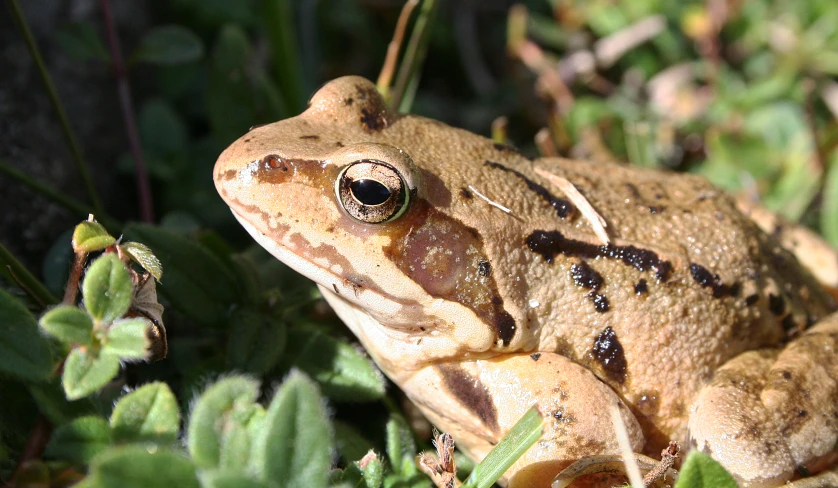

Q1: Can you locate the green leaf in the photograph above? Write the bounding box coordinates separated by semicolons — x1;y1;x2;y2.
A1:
462;407;544;488
822;157;838;247
360;456;384;488
110;382;180;444
187;376;261;471
285;324;385;402
124;224;240;326
261;370;331;488
199;471;267;488
121;242;163;281
385;415;416;472
86;445;199;488
82;254;133;325
72;221;116;253
28;378;97;425
45;415;110;464
674;451;738;488
39;305;93;346
333;420;375;464
134;25;204;65
55;21;109;62
103;318;150;359
0;289;54;382
62;348;120;400
227;308;286;375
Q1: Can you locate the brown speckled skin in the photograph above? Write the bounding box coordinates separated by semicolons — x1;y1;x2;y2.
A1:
214;77;838;487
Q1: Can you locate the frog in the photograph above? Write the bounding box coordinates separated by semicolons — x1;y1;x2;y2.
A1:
213;76;838;487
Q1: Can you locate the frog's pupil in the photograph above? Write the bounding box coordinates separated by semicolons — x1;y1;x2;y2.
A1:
350;179;391;206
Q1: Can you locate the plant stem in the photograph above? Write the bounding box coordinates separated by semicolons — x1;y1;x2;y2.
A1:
0;160;120;232
0;242;59;307
6;0;103;216
391;0;438;113
377;0;420;100
100;0;154;223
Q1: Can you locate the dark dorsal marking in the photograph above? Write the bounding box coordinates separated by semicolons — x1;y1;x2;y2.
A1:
526;230;672;282
477;260;491;277
634;279;648;296
484;160;574;218
689;263;738;298
530;353;541;361
360;108;386;132
570;262;610;313
768;293;786;316
459;187;473;199
592;327;627;384
438;365;499;433
299;134;320;140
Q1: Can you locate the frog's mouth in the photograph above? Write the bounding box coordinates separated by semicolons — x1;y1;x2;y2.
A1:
230;210;413;322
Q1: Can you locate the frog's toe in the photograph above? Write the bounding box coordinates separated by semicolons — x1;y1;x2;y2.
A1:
689;312;838;487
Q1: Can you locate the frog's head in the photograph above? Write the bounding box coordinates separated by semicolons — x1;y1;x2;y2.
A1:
214;77;523;372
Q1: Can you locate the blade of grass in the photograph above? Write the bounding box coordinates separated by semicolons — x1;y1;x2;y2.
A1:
461;407;544;488
377;0;420;101
263;0;306;114
6;0;103;216
391;0;438;113
0;242;59;307
0;160;120;232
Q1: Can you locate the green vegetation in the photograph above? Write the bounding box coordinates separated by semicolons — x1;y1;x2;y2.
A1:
2;1;836;487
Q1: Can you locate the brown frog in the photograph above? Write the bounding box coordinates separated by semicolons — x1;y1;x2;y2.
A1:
213;76;838;487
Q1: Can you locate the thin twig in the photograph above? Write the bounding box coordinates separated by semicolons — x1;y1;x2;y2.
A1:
63;252;87;306
0;160;120;232
0;243;59;307
100;0;154;223
391;0;438;112
9;415;53;487
377;0;420;99
6;0;103;215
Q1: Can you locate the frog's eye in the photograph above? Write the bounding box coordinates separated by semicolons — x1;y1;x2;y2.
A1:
336;160;410;223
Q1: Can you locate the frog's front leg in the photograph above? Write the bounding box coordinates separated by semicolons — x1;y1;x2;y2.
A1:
690;312;838;487
400;352;644;488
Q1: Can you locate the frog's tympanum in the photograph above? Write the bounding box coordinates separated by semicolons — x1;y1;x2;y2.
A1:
214;77;838;487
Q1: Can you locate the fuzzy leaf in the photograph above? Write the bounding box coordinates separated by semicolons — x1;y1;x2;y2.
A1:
226;308;286;375
120;242;163;281
62;348;120;400
286;324;385;402
40;305;93;346
0;289;54;382
86;445;199;488
110;382;180;443
103;318;150;359
82;254;133;325
187;376;261;471
45;415;110;464
261;370;331;488
72;221;116;253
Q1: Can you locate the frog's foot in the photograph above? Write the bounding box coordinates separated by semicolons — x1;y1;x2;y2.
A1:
400;353;644;488
689;312;838;487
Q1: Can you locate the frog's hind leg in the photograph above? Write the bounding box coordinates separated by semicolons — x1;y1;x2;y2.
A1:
689;312;838;487
736;198;838;291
